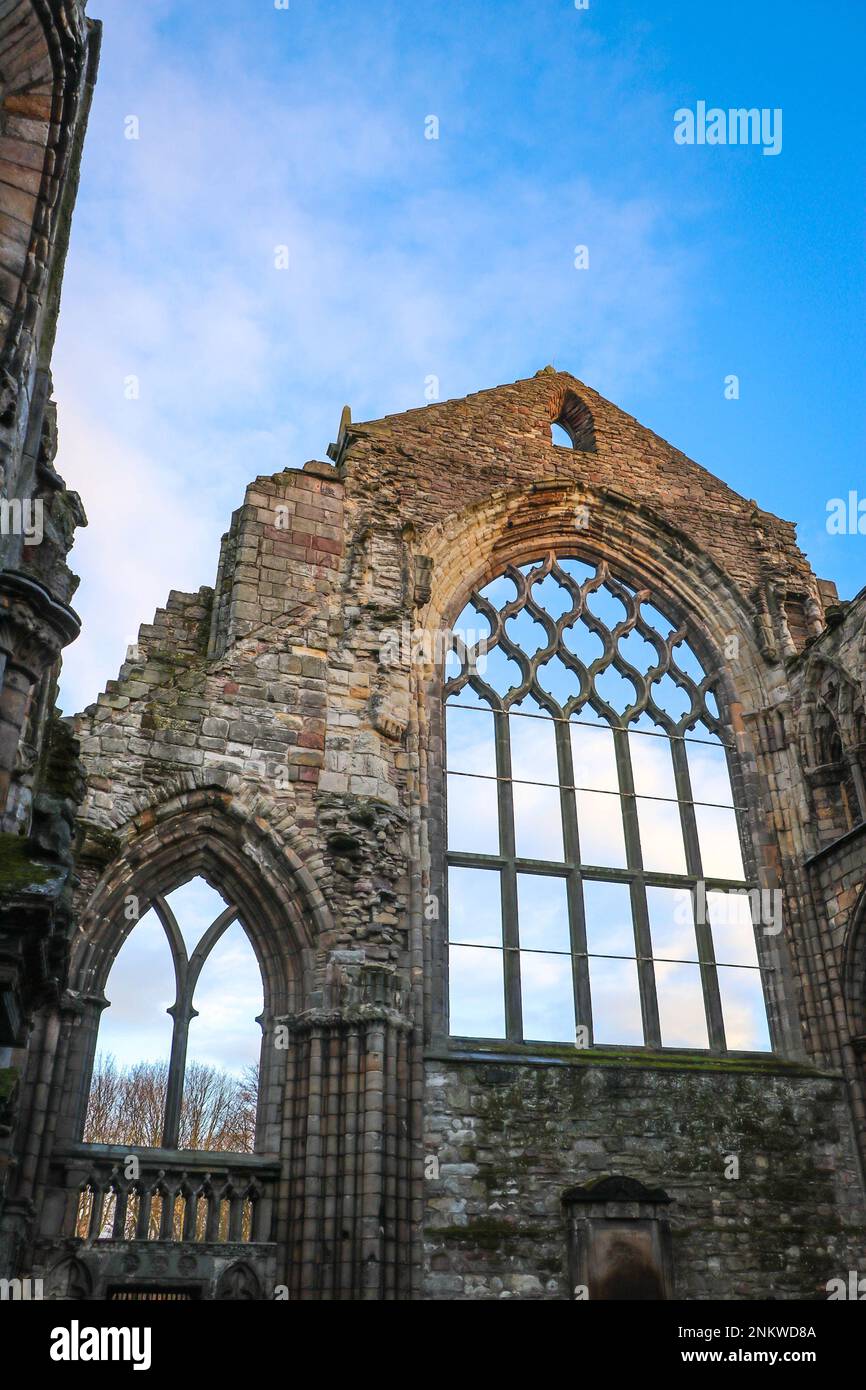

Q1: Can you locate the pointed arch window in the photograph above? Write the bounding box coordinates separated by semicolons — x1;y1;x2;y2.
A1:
85;876;264;1151
444;553;772;1054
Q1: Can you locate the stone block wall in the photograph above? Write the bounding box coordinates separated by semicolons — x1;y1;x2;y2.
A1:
6;367;866;1298
423;1058;866;1300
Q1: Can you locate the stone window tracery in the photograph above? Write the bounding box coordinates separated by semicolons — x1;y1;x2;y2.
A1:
84;876;264;1151
800;658;866;838
443;552;772;1053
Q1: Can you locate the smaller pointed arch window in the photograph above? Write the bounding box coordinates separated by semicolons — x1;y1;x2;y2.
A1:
85;876;264;1152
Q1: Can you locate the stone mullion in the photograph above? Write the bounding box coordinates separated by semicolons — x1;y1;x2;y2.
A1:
671;736;726;1052
154;896;195;1150
555;712;592;1044
162;981;194;1150
614;725;661;1048
496;708;523;1041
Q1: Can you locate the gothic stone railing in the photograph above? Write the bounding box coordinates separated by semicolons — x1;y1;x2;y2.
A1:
49;1145;280;1247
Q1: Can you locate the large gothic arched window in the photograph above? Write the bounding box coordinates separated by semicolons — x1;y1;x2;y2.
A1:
85;876;264;1152
443;553;772;1054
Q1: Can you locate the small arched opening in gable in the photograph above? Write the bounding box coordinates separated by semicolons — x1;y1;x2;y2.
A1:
549;389;597;452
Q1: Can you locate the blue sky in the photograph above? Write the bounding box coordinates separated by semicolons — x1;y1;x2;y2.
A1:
53;0;866;713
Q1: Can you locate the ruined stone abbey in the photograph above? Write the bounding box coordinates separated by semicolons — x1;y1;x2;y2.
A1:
1;1;866;1301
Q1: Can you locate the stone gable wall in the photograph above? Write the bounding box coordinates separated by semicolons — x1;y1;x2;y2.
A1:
44;371;866;1297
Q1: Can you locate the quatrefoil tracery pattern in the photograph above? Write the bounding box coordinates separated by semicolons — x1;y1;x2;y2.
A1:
442;551;773;1056
446;552;722;739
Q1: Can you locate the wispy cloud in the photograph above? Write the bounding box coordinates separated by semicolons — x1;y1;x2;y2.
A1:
54;2;703;712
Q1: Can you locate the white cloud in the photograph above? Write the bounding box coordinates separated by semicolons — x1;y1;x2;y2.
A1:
53;2;703;712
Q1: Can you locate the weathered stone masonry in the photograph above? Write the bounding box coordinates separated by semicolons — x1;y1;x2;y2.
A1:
0;0;99;1283
0;361;862;1298
0;0;863;1310
423;1060;865;1301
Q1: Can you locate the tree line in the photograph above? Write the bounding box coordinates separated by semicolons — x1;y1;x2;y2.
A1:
85;1056;258;1153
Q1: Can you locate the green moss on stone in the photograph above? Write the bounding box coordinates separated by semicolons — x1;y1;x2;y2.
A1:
77;823;122;864
432;1040;831;1079
148;650;194;668
141;706;172;731
0;834;54;891
0;1067;18;1104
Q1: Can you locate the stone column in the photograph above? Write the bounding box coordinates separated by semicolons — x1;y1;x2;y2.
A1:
0;573;80;821
278;958;418;1300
